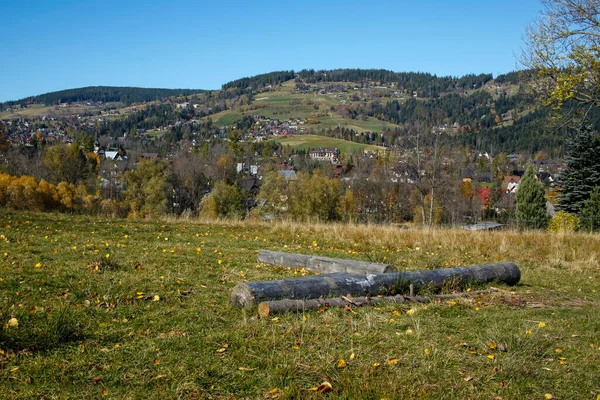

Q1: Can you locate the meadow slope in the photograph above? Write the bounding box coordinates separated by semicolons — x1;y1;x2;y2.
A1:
0;211;599;399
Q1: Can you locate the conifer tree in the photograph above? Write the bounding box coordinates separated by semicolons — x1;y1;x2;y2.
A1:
516;165;548;229
558;125;600;214
580;186;600;232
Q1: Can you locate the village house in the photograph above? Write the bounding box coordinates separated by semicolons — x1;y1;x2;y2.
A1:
309;148;340;163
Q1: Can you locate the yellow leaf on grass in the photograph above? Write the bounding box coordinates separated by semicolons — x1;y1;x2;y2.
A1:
544;394;554;399
538;322;547;328
7;318;18;328
406;308;416;315
555;348;563;354
316;381;332;393
387;358;399;365
349;352;355;360
216;344;229;353
487;341;497;350
337;359;346;368
487;354;495;360
35;263;42;268
373;362;380;368
392;310;401;317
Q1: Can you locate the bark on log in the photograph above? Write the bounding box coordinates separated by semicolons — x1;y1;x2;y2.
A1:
230;263;520;308
257;250;396;274
257;289;498;317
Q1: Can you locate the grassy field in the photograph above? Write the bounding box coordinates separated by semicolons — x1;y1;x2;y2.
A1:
272;134;384;154
1;210;599;399
0;104;95;119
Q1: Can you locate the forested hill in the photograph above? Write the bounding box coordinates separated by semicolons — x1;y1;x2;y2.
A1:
221;68;532;97
2;86;205;107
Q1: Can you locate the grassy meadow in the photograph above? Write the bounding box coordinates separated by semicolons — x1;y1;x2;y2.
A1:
271;134;384;154
0;210;599;399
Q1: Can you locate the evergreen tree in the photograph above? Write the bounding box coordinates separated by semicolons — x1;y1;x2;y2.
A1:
516;165;548;229
580;186;600;232
558;125;600;214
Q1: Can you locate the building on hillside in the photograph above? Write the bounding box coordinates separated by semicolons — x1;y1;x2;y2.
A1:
309;148;340;163
504;176;521;193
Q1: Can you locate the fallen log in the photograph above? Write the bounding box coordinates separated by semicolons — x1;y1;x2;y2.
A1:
230;263;520;308
257;250;396;274
257;289;499;317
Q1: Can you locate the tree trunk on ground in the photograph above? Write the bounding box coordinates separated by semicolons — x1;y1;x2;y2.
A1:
257;250;397;274
257;289;499;317
230;262;520;308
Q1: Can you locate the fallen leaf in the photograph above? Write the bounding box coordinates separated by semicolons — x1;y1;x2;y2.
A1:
487;341;497;350
487;354;495;360
544;394;554;400
387;358;399;365
316;381;333;393
337;359;346;369
464;376;473;382
7;317;18;328
349;352;355;360
343;304;356;314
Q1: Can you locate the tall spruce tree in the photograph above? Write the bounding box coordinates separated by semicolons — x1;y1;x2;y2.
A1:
558;125;600;214
516;165;548;229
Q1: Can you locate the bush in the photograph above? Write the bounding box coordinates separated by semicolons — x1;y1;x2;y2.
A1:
548;211;580;233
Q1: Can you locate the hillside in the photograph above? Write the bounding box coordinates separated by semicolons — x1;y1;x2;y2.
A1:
2;68;597;154
1;210;599;398
0;86;205;109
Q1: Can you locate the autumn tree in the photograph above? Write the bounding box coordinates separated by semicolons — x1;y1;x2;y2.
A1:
521;0;600;108
200;181;245;218
123;159;168;219
43;144;88;184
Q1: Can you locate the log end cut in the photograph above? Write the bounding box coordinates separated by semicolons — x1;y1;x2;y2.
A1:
230;283;256;308
258;302;271;318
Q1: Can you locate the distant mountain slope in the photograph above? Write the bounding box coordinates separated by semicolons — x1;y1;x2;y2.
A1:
2;86;205;108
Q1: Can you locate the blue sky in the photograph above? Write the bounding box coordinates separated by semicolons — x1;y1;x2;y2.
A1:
0;0;542;102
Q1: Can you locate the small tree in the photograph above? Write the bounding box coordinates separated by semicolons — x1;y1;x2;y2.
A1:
548;211;580;233
516;165;548;229
580;186;600;232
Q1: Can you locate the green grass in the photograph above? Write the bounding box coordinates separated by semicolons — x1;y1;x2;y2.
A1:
272;134;384;154
1;210;599;398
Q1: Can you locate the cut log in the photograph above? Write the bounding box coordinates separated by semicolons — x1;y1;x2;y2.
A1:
257;289;498;317
257;250;396;274
230;262;520;308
